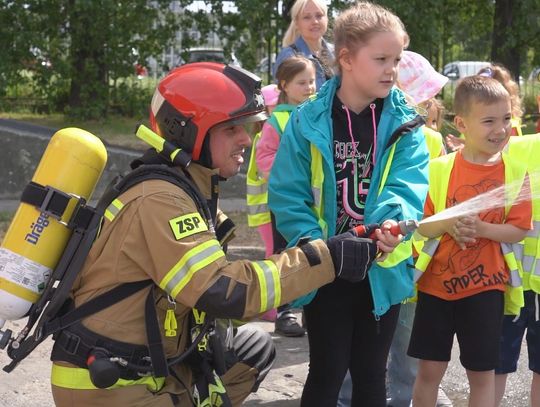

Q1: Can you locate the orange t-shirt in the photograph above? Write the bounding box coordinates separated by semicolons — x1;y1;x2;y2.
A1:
418;152;532;300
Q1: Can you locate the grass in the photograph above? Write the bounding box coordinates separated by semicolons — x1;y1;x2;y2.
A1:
0;112;148;150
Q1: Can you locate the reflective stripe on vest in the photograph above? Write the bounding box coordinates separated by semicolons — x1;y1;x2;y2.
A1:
414;152;526;314
246;131;270;227
246;112;291;228
51;363;166;391
159;240;225;298
251;260;281;313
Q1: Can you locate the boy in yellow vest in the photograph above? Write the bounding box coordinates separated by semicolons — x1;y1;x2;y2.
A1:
409;75;533;407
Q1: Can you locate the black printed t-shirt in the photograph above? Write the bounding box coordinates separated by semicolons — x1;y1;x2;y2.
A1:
332;94;383;234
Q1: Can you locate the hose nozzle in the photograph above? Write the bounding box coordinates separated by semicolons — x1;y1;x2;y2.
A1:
353;219;418;240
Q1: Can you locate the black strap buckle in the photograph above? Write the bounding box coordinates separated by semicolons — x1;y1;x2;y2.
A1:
21;182;72;221
38;185;72;220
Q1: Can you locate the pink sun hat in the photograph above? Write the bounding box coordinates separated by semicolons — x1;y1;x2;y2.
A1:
398;51;448;105
261;84;280;107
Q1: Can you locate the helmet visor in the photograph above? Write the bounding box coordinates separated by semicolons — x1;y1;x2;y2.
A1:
214;110;268;136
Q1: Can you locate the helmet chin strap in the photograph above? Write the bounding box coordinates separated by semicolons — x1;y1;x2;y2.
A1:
195;133;213;169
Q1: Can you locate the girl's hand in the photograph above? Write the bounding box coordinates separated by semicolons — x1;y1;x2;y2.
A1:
372;220;403;262
449;215;478;250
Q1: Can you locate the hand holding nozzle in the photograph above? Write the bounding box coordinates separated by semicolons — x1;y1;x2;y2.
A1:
353;219;419;262
352;219;419;240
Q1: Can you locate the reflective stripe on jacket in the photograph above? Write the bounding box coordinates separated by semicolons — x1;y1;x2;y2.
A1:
51;163;335;394
414;151;527;315
51;363;166;391
246;111;290;227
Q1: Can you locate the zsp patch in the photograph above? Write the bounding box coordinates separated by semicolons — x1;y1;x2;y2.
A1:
169;212;208;240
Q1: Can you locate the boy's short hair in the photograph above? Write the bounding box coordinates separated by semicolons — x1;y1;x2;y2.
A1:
453;76;510;116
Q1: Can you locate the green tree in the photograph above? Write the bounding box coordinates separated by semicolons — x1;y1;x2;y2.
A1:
491;0;540;79
3;0;182;119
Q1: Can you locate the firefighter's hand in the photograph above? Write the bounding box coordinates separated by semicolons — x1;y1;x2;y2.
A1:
326;231;378;283
372;220;403;262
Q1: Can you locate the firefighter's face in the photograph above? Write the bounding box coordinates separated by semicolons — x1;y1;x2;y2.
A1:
208;123;252;178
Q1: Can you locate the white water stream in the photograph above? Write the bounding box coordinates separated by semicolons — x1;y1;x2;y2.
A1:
420;170;538;225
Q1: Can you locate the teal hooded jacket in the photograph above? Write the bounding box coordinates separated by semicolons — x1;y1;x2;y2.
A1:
268;76;429;317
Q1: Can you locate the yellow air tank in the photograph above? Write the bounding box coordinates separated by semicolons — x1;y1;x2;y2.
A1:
0;128;107;330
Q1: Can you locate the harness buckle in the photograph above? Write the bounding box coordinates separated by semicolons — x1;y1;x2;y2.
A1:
61;331;81;355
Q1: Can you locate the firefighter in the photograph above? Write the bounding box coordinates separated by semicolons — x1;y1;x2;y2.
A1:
49;62;378;406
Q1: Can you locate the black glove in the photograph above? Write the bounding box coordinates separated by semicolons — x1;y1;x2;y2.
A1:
353;223;380;238
326;231;378;283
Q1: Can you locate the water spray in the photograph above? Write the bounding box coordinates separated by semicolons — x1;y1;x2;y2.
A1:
350;168;538;240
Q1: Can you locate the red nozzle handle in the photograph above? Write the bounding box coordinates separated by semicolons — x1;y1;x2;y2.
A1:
353;220;418;240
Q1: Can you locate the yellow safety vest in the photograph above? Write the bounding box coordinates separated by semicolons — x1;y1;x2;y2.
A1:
414;151;527;315
423;126;445;159
511;117;523;137
506;135;540;294
246;111;290;227
309;142;412;268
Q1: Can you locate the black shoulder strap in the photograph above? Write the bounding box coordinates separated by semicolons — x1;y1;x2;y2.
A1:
3;162;212;373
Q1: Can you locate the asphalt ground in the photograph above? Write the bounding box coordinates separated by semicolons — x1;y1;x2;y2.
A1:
0;279;533;407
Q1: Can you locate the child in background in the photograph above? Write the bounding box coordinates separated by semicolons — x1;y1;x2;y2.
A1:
257;55;316;337
246;83;280;323
410;76;532;407
269;3;429;405
421;97;447;157
423;97;444;131
246;84;280;257
398;50;447;159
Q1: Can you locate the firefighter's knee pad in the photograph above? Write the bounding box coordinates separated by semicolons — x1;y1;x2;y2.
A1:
233;324;276;388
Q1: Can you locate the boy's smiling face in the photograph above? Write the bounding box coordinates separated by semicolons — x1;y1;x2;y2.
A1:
455;98;512;163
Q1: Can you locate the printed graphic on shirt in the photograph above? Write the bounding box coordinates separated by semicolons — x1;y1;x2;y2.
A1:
419;167;513;300
419;153;532;301
332;95;381;235
334;141;373;234
169;212;208;240
439;179;508;293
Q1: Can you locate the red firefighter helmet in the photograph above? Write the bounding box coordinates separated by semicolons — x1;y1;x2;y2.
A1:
149;62;267;162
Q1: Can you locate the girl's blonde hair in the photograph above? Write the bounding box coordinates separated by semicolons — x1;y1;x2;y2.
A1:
276;55;315;104
282;0;328;47
333;2;409;74
477;64;523;118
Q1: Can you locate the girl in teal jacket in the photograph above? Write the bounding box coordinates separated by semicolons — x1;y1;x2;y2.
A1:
268;77;429;315
267;3;429;405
